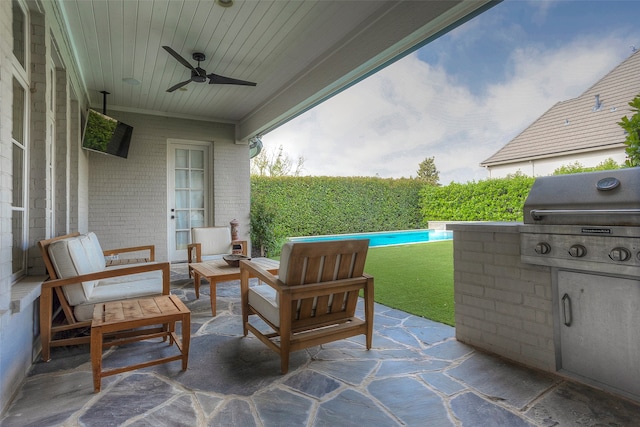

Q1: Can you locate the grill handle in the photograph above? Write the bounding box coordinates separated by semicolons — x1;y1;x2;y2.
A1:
530;208;640;221
561;293;572;327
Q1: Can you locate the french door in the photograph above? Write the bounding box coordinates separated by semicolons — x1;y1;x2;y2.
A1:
167;140;210;261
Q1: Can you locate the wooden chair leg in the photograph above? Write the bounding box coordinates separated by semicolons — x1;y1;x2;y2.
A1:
193;272;200;299
40;288;53;362
91;325;103;392
181;312;190;370
280;322;291;374
240;269;250;336
365;278;374;349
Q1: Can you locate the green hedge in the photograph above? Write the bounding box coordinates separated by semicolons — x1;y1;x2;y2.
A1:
250;176;424;251
250;174;536;255
419;175;535;222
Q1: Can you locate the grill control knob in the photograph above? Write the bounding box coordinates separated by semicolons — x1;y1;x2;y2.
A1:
609;247;631;262
534;242;551;255
568;244;587;258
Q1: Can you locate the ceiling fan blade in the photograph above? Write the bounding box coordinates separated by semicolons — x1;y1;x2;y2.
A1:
162;46;196;72
166;79;192;93
207;73;257;86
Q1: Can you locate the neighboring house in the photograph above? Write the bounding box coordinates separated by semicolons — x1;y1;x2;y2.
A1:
0;0;498;415
481;50;640;178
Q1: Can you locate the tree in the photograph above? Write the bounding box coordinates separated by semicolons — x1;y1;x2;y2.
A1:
553;158;621;175
251;144;305;176
249;198;279;257
618;95;640;167
416;156;440;185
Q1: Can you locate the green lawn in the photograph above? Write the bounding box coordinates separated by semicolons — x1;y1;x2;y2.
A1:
364;241;454;326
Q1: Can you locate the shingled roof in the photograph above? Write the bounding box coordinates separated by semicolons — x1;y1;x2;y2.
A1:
481;50;640;167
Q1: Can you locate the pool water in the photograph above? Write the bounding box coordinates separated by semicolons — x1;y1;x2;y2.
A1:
288;229;453;248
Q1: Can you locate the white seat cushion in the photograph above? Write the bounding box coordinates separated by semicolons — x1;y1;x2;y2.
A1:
73;270;164;321
248;285;280;327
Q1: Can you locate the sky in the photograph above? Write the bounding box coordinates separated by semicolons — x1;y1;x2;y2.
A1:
261;0;640;184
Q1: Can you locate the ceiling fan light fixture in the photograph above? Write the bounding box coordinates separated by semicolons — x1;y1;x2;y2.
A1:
217;0;233;7
122;77;141;85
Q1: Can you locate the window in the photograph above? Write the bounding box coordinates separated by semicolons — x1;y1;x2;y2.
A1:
12;78;27;279
12;0;26;69
12;0;29;281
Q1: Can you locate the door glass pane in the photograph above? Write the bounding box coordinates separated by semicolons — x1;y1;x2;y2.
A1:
175;149;188;168
191;150;204;169
191;190;204;209
190;170;203;189
191;211;204;228
175;170;188;188
176;210;188;229
175;190;188;209
176;230;189;251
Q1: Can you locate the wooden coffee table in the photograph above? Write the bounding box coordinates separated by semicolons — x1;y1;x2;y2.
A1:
190;257;279;316
90;295;190;392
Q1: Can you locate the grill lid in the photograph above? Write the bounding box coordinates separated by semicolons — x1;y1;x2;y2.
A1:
523;168;640;226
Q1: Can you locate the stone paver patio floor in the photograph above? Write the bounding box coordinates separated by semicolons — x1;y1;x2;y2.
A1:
2;265;639;426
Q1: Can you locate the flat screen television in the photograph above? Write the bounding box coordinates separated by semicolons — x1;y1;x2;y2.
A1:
82;109;133;158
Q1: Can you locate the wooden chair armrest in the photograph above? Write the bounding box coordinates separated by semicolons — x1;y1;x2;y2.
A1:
240;259;285;291
186;243;201;263
42;262;171;295
103;245;155;262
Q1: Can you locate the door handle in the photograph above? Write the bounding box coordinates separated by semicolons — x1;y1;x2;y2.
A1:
561;293;572;327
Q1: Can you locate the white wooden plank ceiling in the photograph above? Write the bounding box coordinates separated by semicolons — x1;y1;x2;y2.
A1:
57;0;497;139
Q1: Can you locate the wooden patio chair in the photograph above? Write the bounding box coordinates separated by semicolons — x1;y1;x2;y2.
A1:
187;226;247;292
38;232;170;361
240;239;374;373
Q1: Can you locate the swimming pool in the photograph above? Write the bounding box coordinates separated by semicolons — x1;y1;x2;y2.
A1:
288;229;453;248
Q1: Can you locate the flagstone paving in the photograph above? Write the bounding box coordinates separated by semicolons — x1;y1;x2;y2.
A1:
2;265;639;426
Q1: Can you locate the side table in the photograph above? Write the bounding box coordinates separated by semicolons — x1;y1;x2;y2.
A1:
90;295;190;392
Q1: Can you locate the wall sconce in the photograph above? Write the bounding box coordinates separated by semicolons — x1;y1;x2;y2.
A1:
249;136;263;158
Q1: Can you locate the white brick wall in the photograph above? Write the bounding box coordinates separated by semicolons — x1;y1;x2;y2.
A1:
450;222;556;372
87;111;250;261
27;11;48;271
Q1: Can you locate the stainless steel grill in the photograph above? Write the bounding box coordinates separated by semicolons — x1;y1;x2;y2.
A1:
523;167;640;227
521;168;640;275
519;167;640;403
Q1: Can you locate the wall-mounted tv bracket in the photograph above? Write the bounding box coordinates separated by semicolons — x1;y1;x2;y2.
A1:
100;90;110;115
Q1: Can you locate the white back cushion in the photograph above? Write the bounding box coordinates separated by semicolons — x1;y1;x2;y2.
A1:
278;242;294;284
47;233;107;305
192;227;232;256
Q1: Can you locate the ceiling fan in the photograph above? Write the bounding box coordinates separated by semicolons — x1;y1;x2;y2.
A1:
162;46;257;92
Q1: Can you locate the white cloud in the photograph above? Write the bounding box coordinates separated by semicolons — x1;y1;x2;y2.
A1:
262;33;636;183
